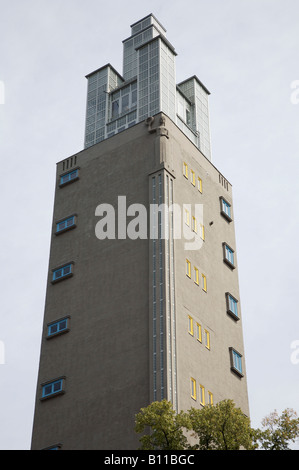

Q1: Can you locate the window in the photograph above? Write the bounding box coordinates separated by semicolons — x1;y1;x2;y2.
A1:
60;169;79;187
42;378;64;399
204;329;210;350
185;209;190;226
223;243;235;269
191;170;195;186
186;259;191;278
220;197;232;221
52;263;73;283
188;316;194;336
200;224;205;241
192;216;197;233
208;391;214;406
198;177;202;193
202;274;207;292
191;378;197;400
199;385;205;405
47;317;69;338
194;267;199;285
56;216;76;234
226;293;239;320
196;323;202;343
230;348;244;377
183;162;188;179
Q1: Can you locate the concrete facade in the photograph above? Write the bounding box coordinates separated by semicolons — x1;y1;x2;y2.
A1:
31;113;249;450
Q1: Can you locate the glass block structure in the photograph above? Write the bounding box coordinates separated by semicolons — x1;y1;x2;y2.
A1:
84;14;212;161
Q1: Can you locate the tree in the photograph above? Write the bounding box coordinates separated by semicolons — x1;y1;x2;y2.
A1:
135;400;299;451
135;400;190;450
189;399;255;450
254;408;299;450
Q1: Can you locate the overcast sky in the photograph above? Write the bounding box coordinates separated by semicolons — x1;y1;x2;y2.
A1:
0;0;298;450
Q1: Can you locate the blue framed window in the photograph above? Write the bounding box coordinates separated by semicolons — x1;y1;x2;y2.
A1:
231;349;243;375
223;243;235;268
60;169;79;186
42;379;64;399
221;197;232;221
226;293;239;319
47;317;69;337
52;263;73;283
56;216;76;234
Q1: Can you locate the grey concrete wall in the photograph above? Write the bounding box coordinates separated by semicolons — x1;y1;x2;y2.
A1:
31;113;249;450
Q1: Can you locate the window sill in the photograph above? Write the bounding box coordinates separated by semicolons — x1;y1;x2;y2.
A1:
230;367;244;378
223;258;235;270
40;390;65;401
51;273;73;284
55;224;77;236
46;328;70;340
220;210;232;223
227;310;239;321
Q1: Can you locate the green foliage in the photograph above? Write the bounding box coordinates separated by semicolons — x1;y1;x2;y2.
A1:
254;408;299;450
135;399;299;451
188;399;255;450
134;400;190;450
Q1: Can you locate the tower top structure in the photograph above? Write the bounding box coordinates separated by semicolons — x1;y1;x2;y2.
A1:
84;14;212;160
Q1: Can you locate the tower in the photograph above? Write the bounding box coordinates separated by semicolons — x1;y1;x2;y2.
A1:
31;14;249;450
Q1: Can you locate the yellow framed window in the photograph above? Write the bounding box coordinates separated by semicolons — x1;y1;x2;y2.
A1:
192;216;197;233
186;259;191;278
185;209;190;226
199;385;205;405
183;162;188;179
208;391;214;406
191;170;195;186
191;378;197;400
188;316;194;336
202;274;207;292
198;177;203;193
196;323;202;343
200;224;205;241
204;329;210;350
194;267;199;285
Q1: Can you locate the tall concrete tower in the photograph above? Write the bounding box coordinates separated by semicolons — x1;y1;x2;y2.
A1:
31;14;249;450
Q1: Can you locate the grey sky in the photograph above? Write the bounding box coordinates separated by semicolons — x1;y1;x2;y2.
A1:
0;0;298;449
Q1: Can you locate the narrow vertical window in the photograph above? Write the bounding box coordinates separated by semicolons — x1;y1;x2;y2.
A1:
196;323;202;343
204;329;210;350
200;224;205;241
192;216;197;233
202;274;207;292
185;209;190;226
194;267;199;285
183;162;188;179
198;177;202;193
199;385;205;405
208;391;214;406
191;170;195;186
191;378;197;400
188;316;194;336
186;259;191;278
